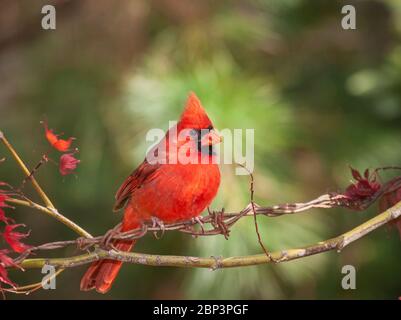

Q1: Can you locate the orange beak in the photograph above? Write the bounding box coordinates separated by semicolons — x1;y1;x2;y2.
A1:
201;129;222;147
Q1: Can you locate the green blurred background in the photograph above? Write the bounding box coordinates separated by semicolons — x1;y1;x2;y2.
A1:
1;0;400;299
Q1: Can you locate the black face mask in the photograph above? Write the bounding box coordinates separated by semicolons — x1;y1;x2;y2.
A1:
189;126;216;156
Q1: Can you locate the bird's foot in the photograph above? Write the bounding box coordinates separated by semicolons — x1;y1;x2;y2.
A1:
100;223;122;249
151;216;165;239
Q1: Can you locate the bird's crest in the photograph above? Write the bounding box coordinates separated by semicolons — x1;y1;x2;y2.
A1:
178;92;213;130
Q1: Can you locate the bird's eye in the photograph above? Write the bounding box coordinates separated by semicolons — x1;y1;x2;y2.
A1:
206;125;213;131
189;129;199;137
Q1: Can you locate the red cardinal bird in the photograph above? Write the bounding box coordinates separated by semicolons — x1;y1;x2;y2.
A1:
80;92;221;293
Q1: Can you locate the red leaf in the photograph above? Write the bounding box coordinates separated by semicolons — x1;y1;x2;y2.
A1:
0;208;13;225
350;167;362;181
2;224;32;253
0;194;8;207
59;153;80;176
53;138;75;152
43;122;58;146
0;249;17;288
0;250;18;268
42;121;75;152
344;167;381;201
0;194;13;224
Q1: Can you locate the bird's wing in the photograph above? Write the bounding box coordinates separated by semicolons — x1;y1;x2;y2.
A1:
113;160;160;212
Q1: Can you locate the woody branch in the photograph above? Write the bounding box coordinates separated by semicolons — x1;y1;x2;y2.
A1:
5;174;400;246
16;200;401;269
1;129;401;293
0;130;92;293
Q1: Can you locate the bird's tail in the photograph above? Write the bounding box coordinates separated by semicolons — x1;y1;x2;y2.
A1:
80;239;135;294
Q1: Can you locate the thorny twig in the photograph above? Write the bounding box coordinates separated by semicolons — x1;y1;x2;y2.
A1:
2;129;401;294
11;199;401;271
1;131;91;295
6;173;401;260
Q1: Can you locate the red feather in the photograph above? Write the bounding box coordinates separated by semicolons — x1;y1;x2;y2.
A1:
113;161;161;211
81;92;221;293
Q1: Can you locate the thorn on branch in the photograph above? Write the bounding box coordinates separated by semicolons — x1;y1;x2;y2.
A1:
186;216;206;238
76;237;92;251
210;208;230;239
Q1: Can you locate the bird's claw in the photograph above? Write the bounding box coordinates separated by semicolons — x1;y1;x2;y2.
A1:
151;216;165;239
100;223;121;249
